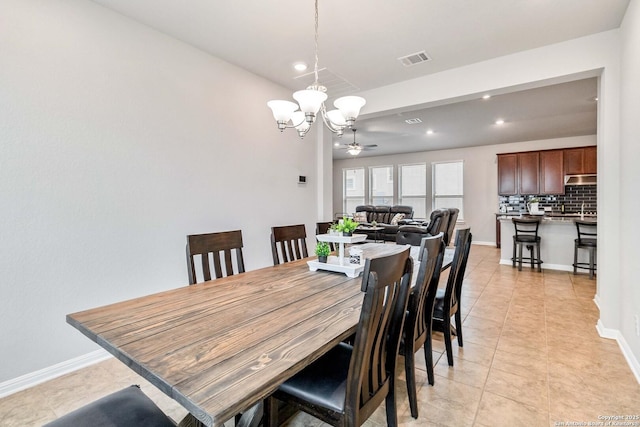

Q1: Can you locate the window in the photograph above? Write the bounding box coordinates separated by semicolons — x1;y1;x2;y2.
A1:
399;163;427;218
369;166;394;206
433;161;464;220
343;168;365;214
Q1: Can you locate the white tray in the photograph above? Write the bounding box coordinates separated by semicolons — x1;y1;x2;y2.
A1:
307;255;365;278
316;233;367;244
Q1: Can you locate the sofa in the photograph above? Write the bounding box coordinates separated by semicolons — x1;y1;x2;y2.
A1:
396;208;459;246
352;205;414;242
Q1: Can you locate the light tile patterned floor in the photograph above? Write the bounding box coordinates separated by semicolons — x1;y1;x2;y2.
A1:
1;245;639;427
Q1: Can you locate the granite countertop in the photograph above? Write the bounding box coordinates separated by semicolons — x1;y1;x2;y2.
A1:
497;212;597;222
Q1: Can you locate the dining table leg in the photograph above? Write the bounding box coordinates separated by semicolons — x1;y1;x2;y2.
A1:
178;402;263;427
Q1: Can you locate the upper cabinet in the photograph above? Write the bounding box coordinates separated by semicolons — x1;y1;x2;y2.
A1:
540;150;564;195
584;146;597;174
518;152;539;195
497;154;518;195
498;146;595;196
564;146;597;174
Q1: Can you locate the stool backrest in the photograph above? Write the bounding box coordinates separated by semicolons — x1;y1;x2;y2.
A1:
512;217;541;239
575;220;597;244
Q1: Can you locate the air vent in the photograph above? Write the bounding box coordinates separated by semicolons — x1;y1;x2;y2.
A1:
398;51;431;67
404;118;422;124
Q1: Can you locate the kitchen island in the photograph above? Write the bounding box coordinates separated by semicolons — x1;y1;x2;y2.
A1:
498;214;597;272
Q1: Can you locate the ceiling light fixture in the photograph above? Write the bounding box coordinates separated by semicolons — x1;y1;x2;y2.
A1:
482;94;491;100
347;128;363;156
495;119;505;125
426;129;434;135
293;62;308;71
267;0;365;138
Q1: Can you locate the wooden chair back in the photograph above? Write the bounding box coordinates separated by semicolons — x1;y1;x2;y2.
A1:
401;232;445;417
271;224;308;265
186;230;245;285
444;208;459;246
345;247;412;425
440;228;472;322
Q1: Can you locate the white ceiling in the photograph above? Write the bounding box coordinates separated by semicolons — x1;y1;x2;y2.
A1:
89;0;628;158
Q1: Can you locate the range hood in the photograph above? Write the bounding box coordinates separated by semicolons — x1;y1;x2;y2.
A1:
564;174;597;186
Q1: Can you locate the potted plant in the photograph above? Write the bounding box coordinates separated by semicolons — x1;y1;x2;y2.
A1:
337;217;358;236
329;222;339;235
315;241;331;263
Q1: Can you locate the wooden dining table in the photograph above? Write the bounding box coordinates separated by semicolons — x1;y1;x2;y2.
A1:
67;243;419;427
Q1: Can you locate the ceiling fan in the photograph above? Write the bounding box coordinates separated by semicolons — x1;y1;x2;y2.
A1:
335;128;377;156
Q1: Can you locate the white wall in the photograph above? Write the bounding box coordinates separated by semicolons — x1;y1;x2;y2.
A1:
619;0;640;367
333;136;596;245
0;0;318;382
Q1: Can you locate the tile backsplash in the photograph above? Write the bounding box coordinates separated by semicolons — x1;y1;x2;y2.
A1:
499;184;597;214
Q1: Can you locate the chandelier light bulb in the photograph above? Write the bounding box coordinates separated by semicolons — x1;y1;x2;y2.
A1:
267;100;299;131
334;96;366;127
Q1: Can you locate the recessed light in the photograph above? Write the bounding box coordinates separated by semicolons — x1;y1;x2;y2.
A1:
404;118;422;124
495;119;505;125
334;142;340;146
426;129;434;135
482;94;491;100
293;62;308;72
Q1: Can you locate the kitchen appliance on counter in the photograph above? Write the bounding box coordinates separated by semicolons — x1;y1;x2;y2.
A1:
527;200;544;215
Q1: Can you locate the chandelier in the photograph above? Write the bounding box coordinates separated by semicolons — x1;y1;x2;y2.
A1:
267;0;366;138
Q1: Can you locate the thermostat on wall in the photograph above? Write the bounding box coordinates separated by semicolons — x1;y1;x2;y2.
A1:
298;175;307;184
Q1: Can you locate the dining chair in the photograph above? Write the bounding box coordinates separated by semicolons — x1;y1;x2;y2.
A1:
264;247;412;427
433;227;473;367
270;224;309;265
573;219;597;279
186;230;245;284
316;221;336;251
443;208;459;246
399;233;445;419
43;385;175;427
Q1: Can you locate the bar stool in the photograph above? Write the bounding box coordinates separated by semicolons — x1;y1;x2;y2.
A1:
573;220;597;279
512;217;542;272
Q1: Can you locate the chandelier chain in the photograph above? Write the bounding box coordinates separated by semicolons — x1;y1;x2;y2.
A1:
313;0;320;86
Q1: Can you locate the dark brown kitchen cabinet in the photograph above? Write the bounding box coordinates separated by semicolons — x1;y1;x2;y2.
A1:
540;149;565;195
584;146;597;174
497;154;518;195
518;151;539;195
564;146;597;175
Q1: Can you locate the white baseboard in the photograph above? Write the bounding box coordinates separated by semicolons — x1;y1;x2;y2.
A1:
498;259;574;272
0;349;112;399
596;320;640;384
471;241;496;247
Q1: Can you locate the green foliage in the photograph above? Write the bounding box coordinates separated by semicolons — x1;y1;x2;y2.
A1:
336;217;358;233
315;241;331;257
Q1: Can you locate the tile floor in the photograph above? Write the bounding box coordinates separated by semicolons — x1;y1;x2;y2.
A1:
1;245;639;427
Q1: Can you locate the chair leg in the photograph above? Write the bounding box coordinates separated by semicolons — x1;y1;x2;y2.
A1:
536;243;542;272
404;351;418;418
455;310;463;347
573;243;578;275
518;243;523;271
444;316;454;366
589;247;595;279
385;378;398;427
424;335;435;386
528;245;534;270
512;239;516;268
262;397;277;427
